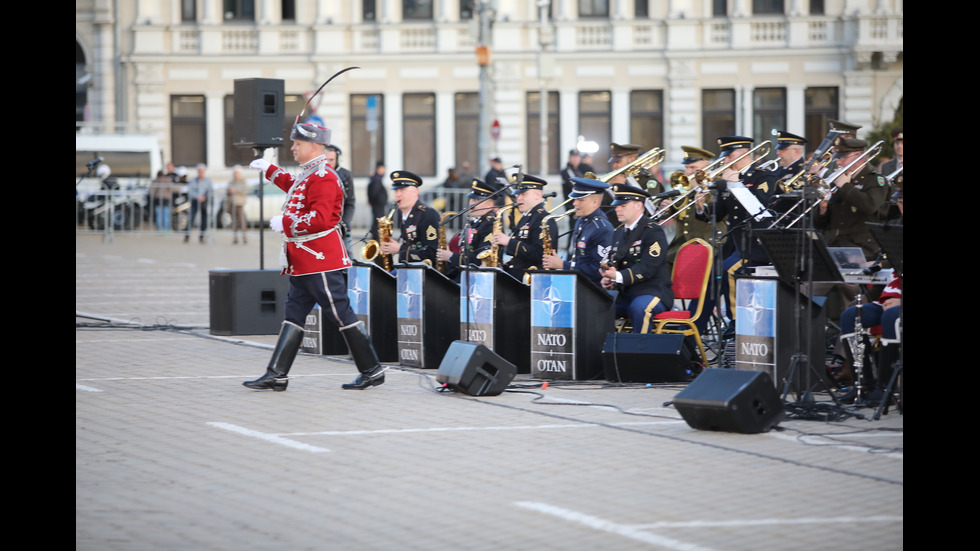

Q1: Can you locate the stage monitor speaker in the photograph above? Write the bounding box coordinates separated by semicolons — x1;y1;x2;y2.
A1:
209;270;289;336
602;333;692;383
436;341;516;396
233;78;285;149
673;369;785;434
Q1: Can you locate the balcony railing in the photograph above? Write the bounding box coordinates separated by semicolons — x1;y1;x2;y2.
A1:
146;14;901;57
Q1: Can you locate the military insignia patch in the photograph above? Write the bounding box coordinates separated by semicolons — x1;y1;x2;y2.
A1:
649;242;662;257
426;226;437;241
877;175;886;186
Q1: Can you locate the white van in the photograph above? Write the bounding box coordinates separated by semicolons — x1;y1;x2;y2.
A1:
76;134;163;229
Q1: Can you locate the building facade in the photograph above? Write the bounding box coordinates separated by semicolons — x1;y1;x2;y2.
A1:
76;0;903;224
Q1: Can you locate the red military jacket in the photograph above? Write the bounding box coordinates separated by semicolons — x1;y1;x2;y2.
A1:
265;156;352;275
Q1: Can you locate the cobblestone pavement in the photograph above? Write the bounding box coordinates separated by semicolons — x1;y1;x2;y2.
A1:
76;231;903;551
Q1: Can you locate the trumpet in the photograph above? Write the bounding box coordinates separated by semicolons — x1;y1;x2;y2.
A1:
435;211;457;275
585;147;666;183
362;209;396;272
653;172;707;224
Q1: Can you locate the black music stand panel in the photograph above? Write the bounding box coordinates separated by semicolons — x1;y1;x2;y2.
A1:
348;262;397;362
459;267;531;373
529;270;614;380
867;223;903;274
301;304;348;355
396;263;460;368
755;229;841;284
734;276;829;393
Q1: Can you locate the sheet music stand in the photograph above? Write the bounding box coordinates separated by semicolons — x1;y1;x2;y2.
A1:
866;223;903;275
754;229;839;402
755;229;841;284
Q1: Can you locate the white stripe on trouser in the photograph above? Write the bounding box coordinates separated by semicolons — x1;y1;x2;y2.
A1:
319;272;344;326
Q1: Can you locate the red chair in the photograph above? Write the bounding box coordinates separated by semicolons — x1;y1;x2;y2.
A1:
650;239;713;365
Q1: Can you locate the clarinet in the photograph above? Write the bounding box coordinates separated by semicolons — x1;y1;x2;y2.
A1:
849;294;867;397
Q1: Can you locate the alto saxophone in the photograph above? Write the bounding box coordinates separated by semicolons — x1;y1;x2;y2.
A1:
436;211;457;274
362;209;395;272
541;209;574;268
478;203;518;268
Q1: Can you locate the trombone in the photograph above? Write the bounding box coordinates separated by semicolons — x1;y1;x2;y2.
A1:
769;140;884;229
585;147;666;183
777;150;835;194
655;142;772;222
695;141;773;184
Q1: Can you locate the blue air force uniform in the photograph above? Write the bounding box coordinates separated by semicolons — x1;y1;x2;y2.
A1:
563;177;614;288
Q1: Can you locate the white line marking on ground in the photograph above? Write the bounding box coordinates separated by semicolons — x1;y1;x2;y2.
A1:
207;422;330;453
768;431;903;459
283;421;681;437
76;384;103;392
632;515;903;529
515;502;719;551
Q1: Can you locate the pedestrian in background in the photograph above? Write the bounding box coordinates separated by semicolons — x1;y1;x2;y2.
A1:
149;170;173;233
184;163;212;243
227;164;249;244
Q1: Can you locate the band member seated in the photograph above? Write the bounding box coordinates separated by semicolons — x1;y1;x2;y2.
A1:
542;177;613;288
662;145;718;265
491;174;558;282
599;184;673;333
694;136;778;334
436;177;502;281
773;130;806;182
380;170;441;266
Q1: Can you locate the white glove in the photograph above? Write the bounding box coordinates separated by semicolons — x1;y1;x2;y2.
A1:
250;158;271;173
270;215;284;233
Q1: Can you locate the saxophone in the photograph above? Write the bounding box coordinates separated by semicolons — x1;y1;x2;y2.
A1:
362;209;395;272
541;209;575;267
478;203;518;268
436;211;457;274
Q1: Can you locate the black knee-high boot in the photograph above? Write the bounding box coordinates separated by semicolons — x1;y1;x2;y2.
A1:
243;321;304;391
340;321;385;390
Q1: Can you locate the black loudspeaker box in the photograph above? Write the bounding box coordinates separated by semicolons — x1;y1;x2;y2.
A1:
673;369;785;434
436;341;517;396
209;270;289;335
233;78;285;149
602;333;692;383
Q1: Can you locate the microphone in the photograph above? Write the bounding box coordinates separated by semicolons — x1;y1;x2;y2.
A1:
543;191;557;199
653;189;680;200
87;157;104;168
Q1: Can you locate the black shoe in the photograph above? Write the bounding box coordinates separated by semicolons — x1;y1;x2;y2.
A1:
342;366;385;390
722;322;736;341
184;234;190;243
858;387;884;408
243;369;288;391
835;386;857;405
